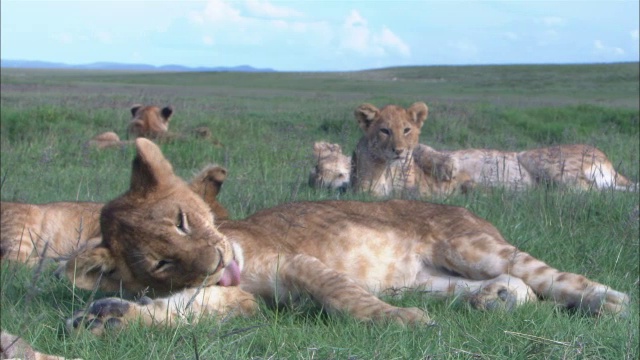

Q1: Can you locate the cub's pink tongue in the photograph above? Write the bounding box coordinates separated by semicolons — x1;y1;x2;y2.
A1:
217;260;241;286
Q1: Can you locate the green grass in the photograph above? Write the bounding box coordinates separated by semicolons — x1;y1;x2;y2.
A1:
1;63;638;359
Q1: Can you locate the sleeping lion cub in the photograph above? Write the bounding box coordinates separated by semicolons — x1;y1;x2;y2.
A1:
65;139;628;334
308;141;351;192
1;165;230;265
351;102;472;197
444;144;637;191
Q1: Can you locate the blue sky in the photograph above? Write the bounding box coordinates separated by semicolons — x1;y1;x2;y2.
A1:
2;0;638;71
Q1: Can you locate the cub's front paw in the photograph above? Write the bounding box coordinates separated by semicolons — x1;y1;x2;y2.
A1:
384;307;435;327
67;298;139;335
469;275;536;311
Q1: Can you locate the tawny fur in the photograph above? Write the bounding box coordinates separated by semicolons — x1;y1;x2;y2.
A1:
65;139;628;333
351;102;472;197
127;104;173;140
308;141;351;191
1;331;80;360
440;144;637;191
85;131;132;149
0;165;230;265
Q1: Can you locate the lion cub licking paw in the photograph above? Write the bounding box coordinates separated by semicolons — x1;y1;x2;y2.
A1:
64;138;627;336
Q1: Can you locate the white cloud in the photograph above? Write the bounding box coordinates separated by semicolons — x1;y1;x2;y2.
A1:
244;0;303;18
631;29;639;41
377;27;410;56
189;0;244;25
340;10;410;57
594;40;625;56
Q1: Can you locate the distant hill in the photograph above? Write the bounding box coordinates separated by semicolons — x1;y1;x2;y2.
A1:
0;59;276;72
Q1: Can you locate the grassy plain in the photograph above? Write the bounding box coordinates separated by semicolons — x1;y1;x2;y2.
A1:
1;63;639;359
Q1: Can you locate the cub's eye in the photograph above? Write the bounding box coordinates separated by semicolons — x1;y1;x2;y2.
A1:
380;128;390;136
404;128;411;135
176;210;190;235
154;259;173;272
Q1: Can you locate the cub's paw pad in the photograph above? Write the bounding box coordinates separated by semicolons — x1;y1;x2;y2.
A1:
67;298;133;335
469;285;518;312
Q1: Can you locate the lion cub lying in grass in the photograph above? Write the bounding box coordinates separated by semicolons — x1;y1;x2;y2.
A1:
309;141;352;192
64;138;628;335
88;105;219;149
127;104;173;139
1;331;79;360
445;144;637;191
316;102;636;194
0;165;229;265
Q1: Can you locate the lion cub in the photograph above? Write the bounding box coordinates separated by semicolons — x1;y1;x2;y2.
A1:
443;144;637;191
309;140;473;195
127;104;173;139
1;331;79;360
351;102;472;197
1;165;230;265
308;141;352;192
65;139;627;334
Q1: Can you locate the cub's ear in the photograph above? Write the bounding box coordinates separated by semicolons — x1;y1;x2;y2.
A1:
130;138;179;194
130;104;143;117
313;142;330;157
354;103;380;132
407;102;428;128
65;245;122;292
313;142;342;158
161;106;173;121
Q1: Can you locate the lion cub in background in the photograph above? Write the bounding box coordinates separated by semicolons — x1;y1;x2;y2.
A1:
309;141;352;192
351;102;472;197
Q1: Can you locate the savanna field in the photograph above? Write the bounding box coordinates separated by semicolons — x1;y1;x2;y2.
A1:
1;63;638;359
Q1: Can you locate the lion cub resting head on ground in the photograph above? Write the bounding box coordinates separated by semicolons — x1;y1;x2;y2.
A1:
1;165;230;265
443;144;637;191
351;102;472;197
64;139;627;335
308;141;351;192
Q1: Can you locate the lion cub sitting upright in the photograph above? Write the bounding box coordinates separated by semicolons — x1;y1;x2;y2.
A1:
351;102;471;197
